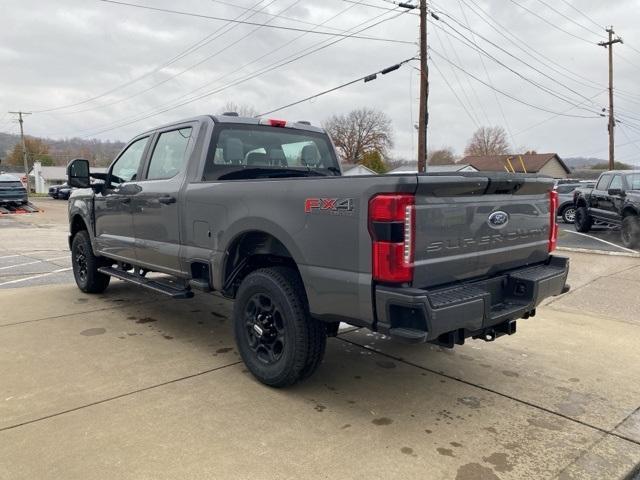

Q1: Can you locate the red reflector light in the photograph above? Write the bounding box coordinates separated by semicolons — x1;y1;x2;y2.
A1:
369;194;414;221
267;119;287;127
549;190;559;252
369;194;415;283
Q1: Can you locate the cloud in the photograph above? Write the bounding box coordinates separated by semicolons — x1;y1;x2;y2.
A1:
0;0;639;165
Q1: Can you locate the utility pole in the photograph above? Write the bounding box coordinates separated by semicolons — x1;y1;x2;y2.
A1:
8;111;32;197
417;0;429;173
599;27;622;170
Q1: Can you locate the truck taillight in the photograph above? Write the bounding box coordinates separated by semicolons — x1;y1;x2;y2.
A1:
368;193;415;283
549;190;559;252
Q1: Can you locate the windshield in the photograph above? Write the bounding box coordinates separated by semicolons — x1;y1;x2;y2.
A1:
203;124;339;180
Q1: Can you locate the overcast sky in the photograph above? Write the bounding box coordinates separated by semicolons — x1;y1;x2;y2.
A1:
1;0;640;165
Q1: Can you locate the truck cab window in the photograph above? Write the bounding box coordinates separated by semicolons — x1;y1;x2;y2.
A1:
147;128;192;180
609;175;623;191
595;174;612;191
111;137;149;186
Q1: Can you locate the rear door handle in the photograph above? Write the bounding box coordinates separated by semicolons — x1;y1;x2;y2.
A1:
158;195;176;205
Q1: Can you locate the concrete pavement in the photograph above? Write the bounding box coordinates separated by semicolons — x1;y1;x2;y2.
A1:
0;198;639;479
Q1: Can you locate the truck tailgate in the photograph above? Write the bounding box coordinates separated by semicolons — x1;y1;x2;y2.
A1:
413;174;554;288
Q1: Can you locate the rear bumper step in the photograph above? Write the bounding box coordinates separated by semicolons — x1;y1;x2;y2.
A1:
98;267;194;299
375;255;569;344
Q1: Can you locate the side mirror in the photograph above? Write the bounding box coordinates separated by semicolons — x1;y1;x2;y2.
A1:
67;158;90;188
608;188;624;196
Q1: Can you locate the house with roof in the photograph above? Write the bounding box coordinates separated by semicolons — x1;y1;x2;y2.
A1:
341;164;377;176
29;162;107;193
461;153;571;178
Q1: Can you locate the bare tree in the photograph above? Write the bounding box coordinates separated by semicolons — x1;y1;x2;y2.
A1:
427;147;457;165
220;101;259;118
323;108;393;164
464;126;511;156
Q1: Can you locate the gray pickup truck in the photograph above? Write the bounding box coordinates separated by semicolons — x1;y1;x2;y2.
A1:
66;113;569;387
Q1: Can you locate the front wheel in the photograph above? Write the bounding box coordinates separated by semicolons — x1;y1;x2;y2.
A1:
71;230;110;293
233;267;326;387
574;206;592;233
622;215;640;249
561;205;576;224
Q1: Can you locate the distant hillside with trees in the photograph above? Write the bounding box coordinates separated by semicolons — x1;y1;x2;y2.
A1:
0;132;125;169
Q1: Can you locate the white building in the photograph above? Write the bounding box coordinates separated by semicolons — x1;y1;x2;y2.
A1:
341;164;377;176
30;162;107;193
387;164;478;174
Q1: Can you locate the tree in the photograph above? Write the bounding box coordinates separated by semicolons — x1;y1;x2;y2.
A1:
220;101;258;118
427;147;457;165
360;150;388;173
323;108;393;164
464;126;510;156
7;137;54;168
590;161;633;170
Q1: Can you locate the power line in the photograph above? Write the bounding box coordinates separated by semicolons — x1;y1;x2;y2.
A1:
507;0;597;45
531;0;602;37
429;57;479;128
557;0;602;31
65;7;412;137
456;0;514;145
60;0;303;115
431;4;605;113
429;48;603;119
259;57;416;116
96;0;414;44
430;17;604;116
31;0;271;113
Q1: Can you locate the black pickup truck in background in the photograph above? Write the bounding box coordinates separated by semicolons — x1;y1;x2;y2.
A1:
573;170;640;249
65;113;570;387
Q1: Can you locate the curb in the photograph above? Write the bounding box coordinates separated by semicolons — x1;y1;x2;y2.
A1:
557;246;640;258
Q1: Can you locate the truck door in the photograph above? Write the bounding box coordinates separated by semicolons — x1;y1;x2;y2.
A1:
94;136;150;261
590;173;613;219
132;125;194;275
603;174;625;221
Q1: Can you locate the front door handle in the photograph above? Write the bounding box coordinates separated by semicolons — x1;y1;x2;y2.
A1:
158;195;176;205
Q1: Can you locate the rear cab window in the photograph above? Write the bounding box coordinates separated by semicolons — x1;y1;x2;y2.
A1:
203;124;339;180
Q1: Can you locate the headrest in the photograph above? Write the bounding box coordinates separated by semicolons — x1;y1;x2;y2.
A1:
300;144;320;166
246;152;269;166
223;137;244;164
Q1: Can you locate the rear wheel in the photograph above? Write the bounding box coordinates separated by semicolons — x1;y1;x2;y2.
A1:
621;215;640;249
561;205;576;224
71;230;110;293
574;206;592;233
233;267;326;387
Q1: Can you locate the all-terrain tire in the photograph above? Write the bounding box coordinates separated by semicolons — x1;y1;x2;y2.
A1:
233;267;326;387
71;230;111;293
622;215;640;249
574;206;593;233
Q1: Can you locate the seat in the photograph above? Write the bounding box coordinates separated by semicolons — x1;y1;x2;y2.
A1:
300;144;320;167
270;148;287;166
223;138;244;165
246;152;269;166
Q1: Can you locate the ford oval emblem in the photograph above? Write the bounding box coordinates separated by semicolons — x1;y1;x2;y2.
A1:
488;211;509;229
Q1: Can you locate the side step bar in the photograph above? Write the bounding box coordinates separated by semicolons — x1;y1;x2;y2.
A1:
98;267;194;299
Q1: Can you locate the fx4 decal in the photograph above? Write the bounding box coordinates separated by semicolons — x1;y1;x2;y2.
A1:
305;198;354;215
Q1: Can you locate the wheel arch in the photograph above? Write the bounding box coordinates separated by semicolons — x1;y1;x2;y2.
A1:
219;229;305;300
622;206;639;218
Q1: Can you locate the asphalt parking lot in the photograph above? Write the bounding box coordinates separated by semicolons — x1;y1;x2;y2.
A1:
1;198;639;479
